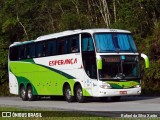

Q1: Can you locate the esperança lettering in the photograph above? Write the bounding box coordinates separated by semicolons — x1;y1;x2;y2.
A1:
49;58;77;66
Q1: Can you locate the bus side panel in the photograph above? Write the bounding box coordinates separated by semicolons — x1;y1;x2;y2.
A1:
9;61;77;96
34;53;85;96
9;71;18;95
9;53;93;97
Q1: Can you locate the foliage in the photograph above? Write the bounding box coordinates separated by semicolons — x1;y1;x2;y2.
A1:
0;0;160;95
140;22;160;94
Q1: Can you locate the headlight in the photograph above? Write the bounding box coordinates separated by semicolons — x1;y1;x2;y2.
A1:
134;84;141;88
100;82;112;89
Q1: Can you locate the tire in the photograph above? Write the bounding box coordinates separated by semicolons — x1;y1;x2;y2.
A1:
64;85;75;102
27;85;37;101
75;85;86;103
111;96;121;102
20;86;27;101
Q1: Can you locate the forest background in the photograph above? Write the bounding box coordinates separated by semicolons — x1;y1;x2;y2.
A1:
0;0;160;96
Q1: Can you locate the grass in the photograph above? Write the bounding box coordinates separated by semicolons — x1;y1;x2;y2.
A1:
0;106;111;120
0;107;160;120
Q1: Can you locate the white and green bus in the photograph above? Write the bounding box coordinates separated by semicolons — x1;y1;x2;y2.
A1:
8;29;149;103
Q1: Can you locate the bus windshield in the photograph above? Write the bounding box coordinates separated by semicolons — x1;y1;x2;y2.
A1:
99;56;140;80
94;33;137;53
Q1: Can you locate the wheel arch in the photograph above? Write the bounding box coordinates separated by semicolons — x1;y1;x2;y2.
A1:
26;83;37;95
63;82;84;97
27;83;32;88
19;83;25;89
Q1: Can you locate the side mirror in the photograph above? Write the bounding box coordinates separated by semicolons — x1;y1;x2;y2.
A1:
140;53;149;68
97;56;102;70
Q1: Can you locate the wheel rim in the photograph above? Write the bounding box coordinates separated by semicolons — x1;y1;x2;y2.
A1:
65;88;71;100
21;88;26;98
28;89;32;99
76;88;82;100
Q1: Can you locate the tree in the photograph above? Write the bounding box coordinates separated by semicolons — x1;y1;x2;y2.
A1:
0;0;160;95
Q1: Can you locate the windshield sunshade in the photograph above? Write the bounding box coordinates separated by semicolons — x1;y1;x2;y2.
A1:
94;33;137;53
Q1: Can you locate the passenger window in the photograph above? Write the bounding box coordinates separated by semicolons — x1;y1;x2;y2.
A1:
46;40;56;56
19;46;25;60
29;44;35;58
57;39;65;55
70;35;79;53
67;35;79;53
10;47;19;61
36;42;46;57
26;45;30;58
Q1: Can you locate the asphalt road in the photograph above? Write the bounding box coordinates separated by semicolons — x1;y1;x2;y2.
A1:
0;96;160;118
0;96;160;117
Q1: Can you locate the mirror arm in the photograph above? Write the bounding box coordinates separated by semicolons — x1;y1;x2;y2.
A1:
140;53;149;68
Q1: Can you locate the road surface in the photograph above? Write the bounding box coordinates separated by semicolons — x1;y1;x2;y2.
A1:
0;96;160;117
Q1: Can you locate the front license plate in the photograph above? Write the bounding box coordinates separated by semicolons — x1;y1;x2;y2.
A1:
120;91;127;94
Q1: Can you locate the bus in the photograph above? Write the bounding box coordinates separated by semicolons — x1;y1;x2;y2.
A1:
8;29;149;103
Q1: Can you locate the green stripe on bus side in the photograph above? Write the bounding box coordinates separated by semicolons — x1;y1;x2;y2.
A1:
107;80;140;89
83;88;91;96
11;59;75;79
37;64;75;79
9;61;75;95
9;61;91;96
16;76;38;95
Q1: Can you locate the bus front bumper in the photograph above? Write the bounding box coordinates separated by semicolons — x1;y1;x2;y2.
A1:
96;87;141;97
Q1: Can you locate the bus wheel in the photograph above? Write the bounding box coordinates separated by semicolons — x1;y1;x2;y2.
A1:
75;85;86;103
27;85;36;101
20;86;27;101
64;85;75;102
110;96;121;102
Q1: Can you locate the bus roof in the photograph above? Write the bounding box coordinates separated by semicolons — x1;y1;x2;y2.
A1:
36;29;131;41
9;40;35;47
10;29;131;47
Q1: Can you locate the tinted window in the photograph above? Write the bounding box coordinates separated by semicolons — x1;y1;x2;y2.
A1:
18;46;25;60
36;42;46;57
10;46;19;61
69;35;79;53
26;44;35;58
81;33;94;51
46;40;56;56
46;34;79;56
81;33;97;79
57;39;66;55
